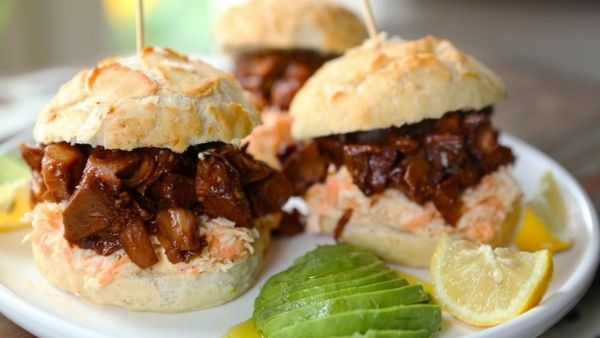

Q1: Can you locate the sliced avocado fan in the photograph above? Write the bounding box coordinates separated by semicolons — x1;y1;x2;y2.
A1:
253;245;441;338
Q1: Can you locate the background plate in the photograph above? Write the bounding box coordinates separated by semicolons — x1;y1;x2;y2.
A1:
0;133;598;338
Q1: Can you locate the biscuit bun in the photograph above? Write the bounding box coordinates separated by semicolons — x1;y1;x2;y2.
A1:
30;202;273;312
304;167;522;267
34;47;260;153
215;0;368;54
290;35;506;140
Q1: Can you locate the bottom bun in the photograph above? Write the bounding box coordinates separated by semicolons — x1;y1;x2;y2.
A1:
30;202;271;313
305;166;522;267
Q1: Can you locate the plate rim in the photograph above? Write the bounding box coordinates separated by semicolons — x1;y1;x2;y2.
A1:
0;284;106;338
465;135;600;338
0;133;598;338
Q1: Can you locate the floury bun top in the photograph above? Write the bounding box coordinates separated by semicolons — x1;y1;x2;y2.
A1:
290;35;506;140
34;47;260;153
215;0;368;55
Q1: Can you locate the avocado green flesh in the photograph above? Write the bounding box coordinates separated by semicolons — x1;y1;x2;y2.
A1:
258;245;380;292
336;329;431;338
259;255;383;298
261;252;381;289
256;269;401;313
291;244;372;265
258;255;380;301
260;285;429;333
256;278;409;324
275;245;377;278
254;245;441;338
267;304;441;338
256;262;390;309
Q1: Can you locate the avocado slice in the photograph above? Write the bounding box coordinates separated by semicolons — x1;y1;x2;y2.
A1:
291;245;373;266
259;245;380;298
256;259;387;307
263;250;381;288
255;278;409;324
256;263;392;310
253;244;441;338
264;245;378;285
266;304;441;338
260;285;430;333
335;329;431;338
256;269;400;312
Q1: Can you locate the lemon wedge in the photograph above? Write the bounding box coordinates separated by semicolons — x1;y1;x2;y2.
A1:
515;172;572;252
515;207;571;252
431;234;553;327
0;179;31;231
0;153;31;231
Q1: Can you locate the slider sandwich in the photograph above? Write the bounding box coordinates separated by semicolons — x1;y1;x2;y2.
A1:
20;47;292;312
282;36;522;267
215;0;368;168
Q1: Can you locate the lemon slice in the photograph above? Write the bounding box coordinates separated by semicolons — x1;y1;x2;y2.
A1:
515;172;572;252
431;234;553;327
515;206;571;252
0;153;31;231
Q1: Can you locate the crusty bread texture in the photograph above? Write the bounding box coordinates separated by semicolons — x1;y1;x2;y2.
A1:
290;35;506;140
304;166;522;267
30;202;270;312
215;0;367;54
34;47;260;152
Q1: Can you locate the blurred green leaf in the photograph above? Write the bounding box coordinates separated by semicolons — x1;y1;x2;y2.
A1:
0;0;15;42
0;153;29;184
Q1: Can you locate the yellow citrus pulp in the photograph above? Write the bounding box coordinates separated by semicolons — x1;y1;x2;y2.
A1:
431;234;553;326
515;172;572;252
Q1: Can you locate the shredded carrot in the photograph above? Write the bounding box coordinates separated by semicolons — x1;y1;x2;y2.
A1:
479;196;502;208
404;212;433;231
48;210;62;231
473;221;495;242
62;243;73;262
98;256;129;285
206;231;245;260
184;266;201;276
323;181;338;211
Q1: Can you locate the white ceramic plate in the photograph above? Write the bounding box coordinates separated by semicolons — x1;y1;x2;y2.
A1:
0;133;598;338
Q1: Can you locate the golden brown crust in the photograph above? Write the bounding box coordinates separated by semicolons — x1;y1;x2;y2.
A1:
215;0;368;54
290;35;506;140
34;47;260;152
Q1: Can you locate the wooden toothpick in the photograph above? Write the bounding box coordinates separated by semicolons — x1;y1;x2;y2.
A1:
361;0;378;40
135;0;144;53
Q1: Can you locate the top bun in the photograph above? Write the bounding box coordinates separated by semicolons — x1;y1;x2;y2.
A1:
215;0;368;54
290;35;506;140
34;47;260;153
